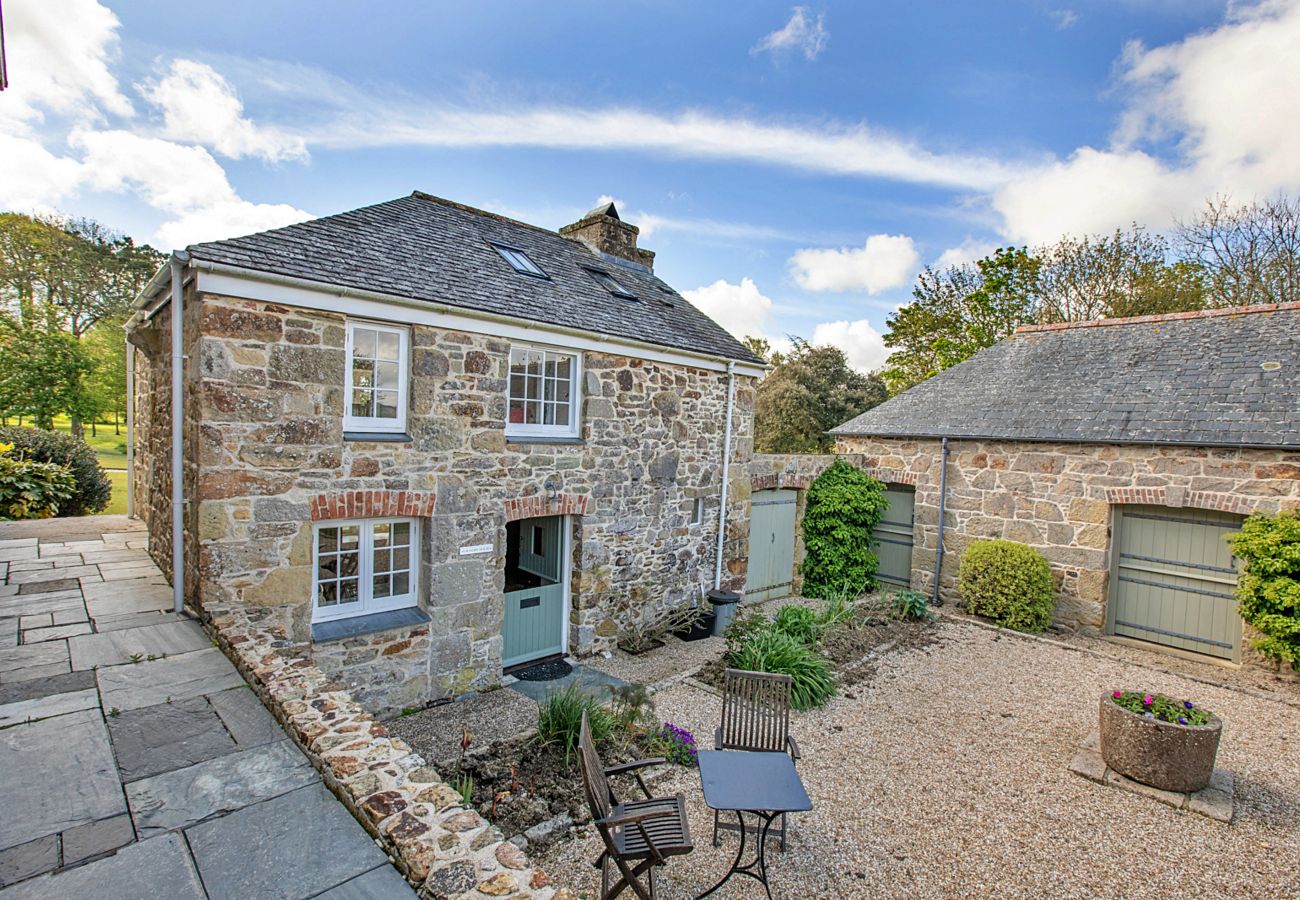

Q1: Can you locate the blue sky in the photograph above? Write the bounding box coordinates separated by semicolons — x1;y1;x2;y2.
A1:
5;0;1298;369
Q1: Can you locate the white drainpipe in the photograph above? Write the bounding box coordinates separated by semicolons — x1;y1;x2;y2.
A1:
125;340;135;518
169;252;189;615
713;361;736;589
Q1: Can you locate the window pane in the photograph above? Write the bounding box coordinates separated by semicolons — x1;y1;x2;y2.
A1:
392;522;410;545
526;400;541;424
318;582;337;606
340;579;359;602
393;546;409;570
509;373;525;401
525;354;541;377
373;521;390;545
544;357;557;379
555;357;571;380
508;397;526;424
373;574;391;598
555;377;570;404
376;392;398;419
318;555;338;579
555;402;569;427
374;548;391;574
526;376;540;401
543;377;556;403
353;328;377;359
377;330;400;361
543;402;555;425
393;572;409;595
341;525;360;548
351;389;372;419
375;361;398;390
319;528;339;553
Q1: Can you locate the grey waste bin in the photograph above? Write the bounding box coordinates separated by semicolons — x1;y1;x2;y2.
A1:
708;589;741;637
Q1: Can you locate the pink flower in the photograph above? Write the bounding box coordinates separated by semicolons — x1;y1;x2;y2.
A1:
1143;694;1153;706
1112;691;1122;699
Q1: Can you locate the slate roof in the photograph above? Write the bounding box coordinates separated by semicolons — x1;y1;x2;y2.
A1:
832;304;1300;450
187;192;763;365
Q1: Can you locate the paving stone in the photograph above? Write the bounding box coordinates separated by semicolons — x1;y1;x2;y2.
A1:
69;619;209;671
128;741;317;837
0;670;94;706
49;607;89;627
92;610;187;633
187;783;388;900
96;648;243;713
7;565;99;585
15;615;51;631
108;697;238;782
0;618;14;648
0;688;98;728
17;578;81;596
99;563;166;582
0;836;59;888
1186;769;1235;822
0;643;69;684
85;585;173;619
21;622;92;643
0;549;38;564
1103;768;1186;808
0;833;204;900
0;709;126;851
312;864;417;898
0;591;84;619
207;685;287;748
60;814;135;866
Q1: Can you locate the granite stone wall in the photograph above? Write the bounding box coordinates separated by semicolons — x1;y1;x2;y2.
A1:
138;291;756;714
834;436;1300;643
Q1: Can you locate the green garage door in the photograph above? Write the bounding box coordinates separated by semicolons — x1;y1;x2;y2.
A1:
1107;505;1243;661
872;485;915;589
745;490;798;603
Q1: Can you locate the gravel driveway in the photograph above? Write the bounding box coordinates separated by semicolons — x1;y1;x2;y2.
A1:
539;620;1300;899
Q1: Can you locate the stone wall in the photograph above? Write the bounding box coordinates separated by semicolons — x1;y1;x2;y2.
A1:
834;436;1300;644
162;292;755;714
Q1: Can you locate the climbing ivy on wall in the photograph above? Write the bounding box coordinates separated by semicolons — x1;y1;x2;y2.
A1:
1228;511;1300;671
800;459;889;599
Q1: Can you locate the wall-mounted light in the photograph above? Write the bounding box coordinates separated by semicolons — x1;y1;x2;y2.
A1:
544;479;559;503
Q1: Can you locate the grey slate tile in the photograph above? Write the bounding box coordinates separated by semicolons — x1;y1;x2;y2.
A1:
0;643;69;685
0;687;99;728
0;669;94;706
127;741;316;837
60;813;135;866
107;696;237;782
312;864;417;898
96;647;243;713
186;783;388;900
68;619;210;671
206;685;287;748
0;833;204;900
0;836;59;888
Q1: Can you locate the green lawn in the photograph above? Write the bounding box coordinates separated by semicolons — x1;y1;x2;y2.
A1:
103;470;129;515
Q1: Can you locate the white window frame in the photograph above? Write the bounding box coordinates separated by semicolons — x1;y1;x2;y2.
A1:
505;343;583;439
690;497;705;527
343;321;409;433
311;517;420;623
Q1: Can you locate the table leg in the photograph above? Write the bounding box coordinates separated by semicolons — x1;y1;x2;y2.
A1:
694;809;779;900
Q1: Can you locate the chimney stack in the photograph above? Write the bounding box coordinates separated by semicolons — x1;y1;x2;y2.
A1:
560;202;655;271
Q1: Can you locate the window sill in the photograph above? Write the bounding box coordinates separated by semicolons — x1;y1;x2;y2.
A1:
311;606;429;644
343;431;413;443
505;435;584;446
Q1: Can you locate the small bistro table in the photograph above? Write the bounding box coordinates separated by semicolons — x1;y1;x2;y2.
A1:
694;749;812;900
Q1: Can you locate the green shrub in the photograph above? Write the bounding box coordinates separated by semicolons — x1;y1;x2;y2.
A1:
722;606;771;656
891;588;934;622
772;604;822;645
801;460;889;599
0;442;76;520
726;627;836;710
0;426;110;516
535;683;614;761
1228;512;1300;670
957;539;1056;634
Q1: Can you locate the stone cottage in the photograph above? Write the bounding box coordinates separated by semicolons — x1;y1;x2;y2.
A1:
126;193;764;712
831;304;1300;668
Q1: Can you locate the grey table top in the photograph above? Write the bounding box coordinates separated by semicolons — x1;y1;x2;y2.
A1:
697;749;811;814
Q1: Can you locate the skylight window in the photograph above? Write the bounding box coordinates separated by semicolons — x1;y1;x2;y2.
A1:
585;268;636;300
492;243;547;278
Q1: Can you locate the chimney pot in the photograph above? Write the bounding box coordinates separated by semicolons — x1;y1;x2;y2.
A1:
560;201;654;270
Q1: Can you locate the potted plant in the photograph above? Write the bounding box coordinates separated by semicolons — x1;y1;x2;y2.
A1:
1099;691;1222;793
670;600;715;642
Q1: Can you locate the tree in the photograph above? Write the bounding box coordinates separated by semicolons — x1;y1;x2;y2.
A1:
1176;195;1300;308
0;314;97;429
742;335;784;366
754;339;887;453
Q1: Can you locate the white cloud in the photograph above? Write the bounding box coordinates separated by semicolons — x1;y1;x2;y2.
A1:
138;59;309;162
810;319;889;373
788;234;920;293
682;278;777;342
0;136;83;211
993;0;1300;243
752;7;829;61
935;238;997;269
1052;9;1080;30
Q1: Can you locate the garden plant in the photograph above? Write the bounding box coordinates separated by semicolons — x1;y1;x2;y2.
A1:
1109;690;1212;727
1228;510;1300;670
957;539;1056;633
0;426;110;516
800;460;889;598
0;442;76;520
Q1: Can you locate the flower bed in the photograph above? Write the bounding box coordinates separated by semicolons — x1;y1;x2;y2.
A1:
1109;690;1212;726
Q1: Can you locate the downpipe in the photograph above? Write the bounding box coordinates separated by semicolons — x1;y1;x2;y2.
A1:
169;252;189;615
713;361;736;590
931;437;949;605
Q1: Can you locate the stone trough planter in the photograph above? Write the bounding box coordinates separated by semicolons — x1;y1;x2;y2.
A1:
1098;693;1222;793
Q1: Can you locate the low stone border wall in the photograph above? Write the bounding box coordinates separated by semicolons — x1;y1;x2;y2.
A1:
205;605;573;900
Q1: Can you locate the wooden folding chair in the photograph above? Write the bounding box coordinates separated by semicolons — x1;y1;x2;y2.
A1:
578;711;694;899
713;668;801;850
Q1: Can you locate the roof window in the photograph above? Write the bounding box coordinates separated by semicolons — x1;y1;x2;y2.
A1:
585;268;636;300
491;243;547;278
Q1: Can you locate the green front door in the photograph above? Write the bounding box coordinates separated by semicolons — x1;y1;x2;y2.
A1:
1107;505;1243;661
503;516;566;668
745;490;798;603
872;485;915;589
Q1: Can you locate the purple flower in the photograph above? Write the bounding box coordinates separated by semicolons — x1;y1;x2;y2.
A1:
1184;700;1194;710
1178;717;1188;725
1143;694;1153;706
1143;712;1154;719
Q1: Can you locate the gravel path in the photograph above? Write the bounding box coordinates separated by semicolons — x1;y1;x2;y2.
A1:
538;619;1300;899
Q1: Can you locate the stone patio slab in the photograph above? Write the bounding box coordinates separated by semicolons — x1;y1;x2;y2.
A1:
16;578;80;595
0;709;126;851
0;836;58;889
96;647;243;712
50;606;89;626
0;833;204;900
0;688;99;728
84;586;173;619
91;610;188;633
186;783;391;900
313;863;417;898
6;565;98;585
60;813;135;866
128;741;317;838
206;685;287;748
0;591;84;619
68;619;209;671
0;670;94;706
0;643;69;684
20;622;92;643
108;696;238;781
1069;729;1235;822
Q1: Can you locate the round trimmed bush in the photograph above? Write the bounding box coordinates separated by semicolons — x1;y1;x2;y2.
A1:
0;427;110;516
957;539;1056;634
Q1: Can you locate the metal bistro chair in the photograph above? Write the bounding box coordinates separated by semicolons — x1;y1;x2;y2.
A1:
713;668;801;851
578;711;694;900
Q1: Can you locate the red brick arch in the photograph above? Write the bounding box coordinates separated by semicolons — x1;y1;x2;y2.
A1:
504;493;590;522
310;490;436;521
1102;486;1257;516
